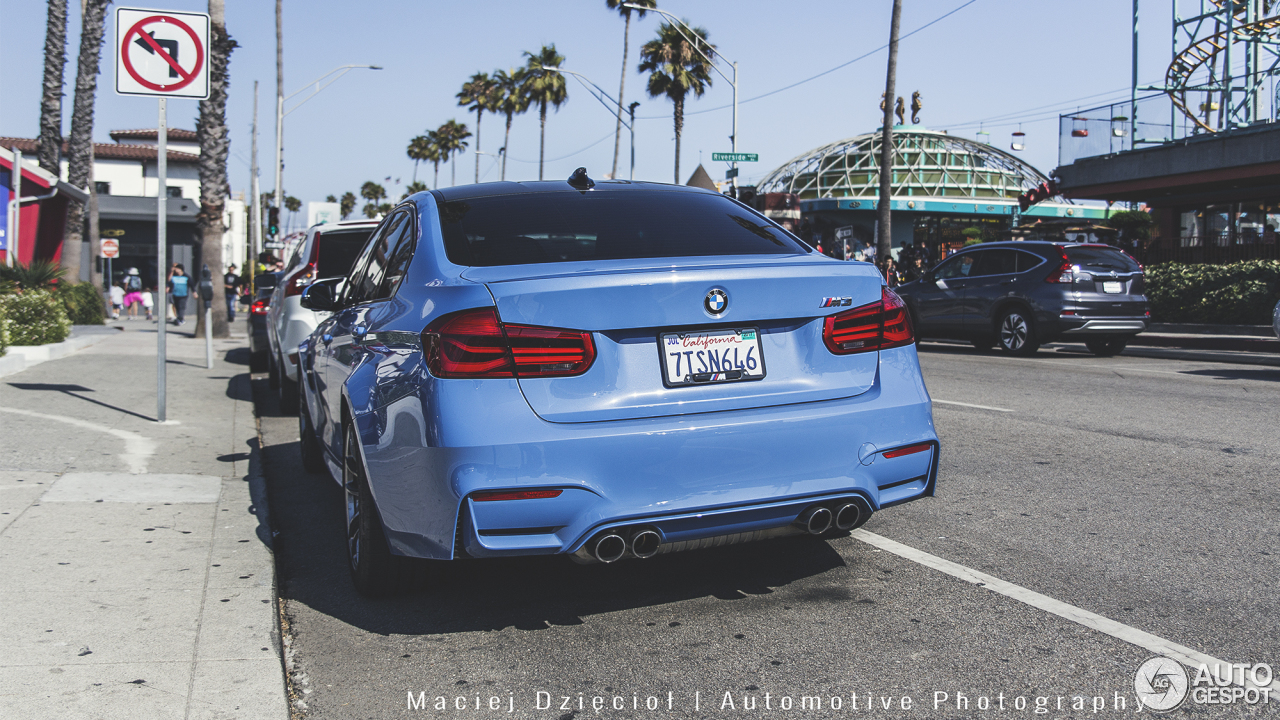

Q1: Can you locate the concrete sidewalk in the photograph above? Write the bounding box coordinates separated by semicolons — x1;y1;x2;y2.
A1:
0;323;286;719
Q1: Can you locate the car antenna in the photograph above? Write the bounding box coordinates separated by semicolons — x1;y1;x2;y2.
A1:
567;167;595;191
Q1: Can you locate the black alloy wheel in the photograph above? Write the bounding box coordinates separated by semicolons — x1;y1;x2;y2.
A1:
1085;336;1129;357
343;421;399;597
997;309;1039;356
298;398;326;474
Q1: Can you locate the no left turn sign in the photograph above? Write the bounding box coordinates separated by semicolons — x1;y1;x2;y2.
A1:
114;8;210;99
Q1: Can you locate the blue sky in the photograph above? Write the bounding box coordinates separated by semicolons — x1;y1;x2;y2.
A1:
0;0;1169;209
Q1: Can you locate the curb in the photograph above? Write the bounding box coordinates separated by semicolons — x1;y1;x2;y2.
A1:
0;331;114;379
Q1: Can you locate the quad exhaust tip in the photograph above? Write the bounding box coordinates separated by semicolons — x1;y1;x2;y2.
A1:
796;506;833;535
630;529;661;559
834;502;862;531
592;533;627;563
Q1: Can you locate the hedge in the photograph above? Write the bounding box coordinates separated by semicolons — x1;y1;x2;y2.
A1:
0;290;72;346
57;281;106;325
0;303;8;357
1144;260;1280;325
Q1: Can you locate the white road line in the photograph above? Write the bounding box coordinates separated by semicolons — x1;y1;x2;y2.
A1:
931;399;1014;412
853;529;1280;695
0;407;155;474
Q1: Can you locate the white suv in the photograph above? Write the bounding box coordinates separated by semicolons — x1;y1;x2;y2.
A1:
267;219;379;412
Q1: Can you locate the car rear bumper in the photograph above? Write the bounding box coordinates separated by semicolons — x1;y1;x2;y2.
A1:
1057;316;1147;334
352;344;939;562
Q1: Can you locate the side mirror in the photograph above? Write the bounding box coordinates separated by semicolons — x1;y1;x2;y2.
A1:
300;278;341;311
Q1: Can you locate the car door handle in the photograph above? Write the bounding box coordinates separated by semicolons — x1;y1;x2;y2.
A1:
1000;279;1016;285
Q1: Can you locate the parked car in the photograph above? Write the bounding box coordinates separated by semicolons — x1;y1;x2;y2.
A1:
296;175;940;597
247;272;281;372
894;241;1149;356
267;219;380;413
1273;299;1280;339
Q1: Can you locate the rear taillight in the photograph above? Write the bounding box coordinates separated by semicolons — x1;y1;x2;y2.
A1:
472;489;563;502
822;287;915;355
1045;252;1074;283
283;262;316;297
250;299;269;315
422;308;596;379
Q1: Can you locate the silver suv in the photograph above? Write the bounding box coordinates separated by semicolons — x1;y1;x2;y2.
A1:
267;219;379;412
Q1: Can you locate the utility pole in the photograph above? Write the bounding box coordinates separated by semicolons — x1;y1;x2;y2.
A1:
877;0;903;263
273;0;284;224
250;80;262;274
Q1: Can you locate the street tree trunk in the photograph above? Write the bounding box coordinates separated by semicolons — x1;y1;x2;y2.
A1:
37;0;68;176
474;108;482;184
538;100;547;181
63;0;109;284
877;0;903;262
433;161;440;190
673;95;684;185
611;12;631;179
502;112;513;181
195;0;237;339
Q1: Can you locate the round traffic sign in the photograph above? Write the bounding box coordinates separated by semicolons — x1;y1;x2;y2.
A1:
100;238;120;259
120;15;205;93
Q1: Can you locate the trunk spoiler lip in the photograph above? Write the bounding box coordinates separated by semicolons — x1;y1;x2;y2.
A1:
461;254;870;285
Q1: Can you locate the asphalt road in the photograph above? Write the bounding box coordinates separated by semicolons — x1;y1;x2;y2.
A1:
254;345;1279;719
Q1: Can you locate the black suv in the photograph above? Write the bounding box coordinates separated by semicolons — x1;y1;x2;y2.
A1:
895;241;1148;356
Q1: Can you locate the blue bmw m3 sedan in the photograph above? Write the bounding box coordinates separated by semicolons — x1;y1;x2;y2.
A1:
296;171;939;596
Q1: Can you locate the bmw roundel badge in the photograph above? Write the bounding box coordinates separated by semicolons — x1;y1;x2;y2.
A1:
705;289;728;315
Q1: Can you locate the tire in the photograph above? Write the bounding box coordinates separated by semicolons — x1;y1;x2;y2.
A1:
1085;336;1129;357
298;398;326;475
267;350;280;390
250;350;268;373
278;362;300;415
343;421;401;598
996;308;1039;356
970;339;994;351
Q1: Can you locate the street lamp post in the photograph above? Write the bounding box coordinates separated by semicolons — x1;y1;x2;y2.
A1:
542;66;638;180
622;4;738;193
273;64;381;232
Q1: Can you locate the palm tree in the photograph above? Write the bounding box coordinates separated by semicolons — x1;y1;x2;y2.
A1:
195;0;238;338
401;180;427;200
284;195;301;231
438;119;471;187
406;135;433;184
339;191;357;219
360;181;387;218
639;21;714;184
426;129;445;189
61;0;110;284
492;67;529;181
457;72;499;184
522;45;568;180
37;0;68;175
606;0;656;179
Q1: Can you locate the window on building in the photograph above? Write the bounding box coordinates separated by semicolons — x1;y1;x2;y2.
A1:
167;186;182;198
95;182;111;195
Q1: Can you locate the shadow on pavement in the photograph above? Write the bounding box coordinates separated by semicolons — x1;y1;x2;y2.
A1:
224;347;251;366
6;382;156;422
1179;367;1280;382
252;379;848;637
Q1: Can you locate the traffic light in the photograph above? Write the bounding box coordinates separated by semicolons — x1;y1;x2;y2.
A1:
268;207;280;237
1018;180;1058;212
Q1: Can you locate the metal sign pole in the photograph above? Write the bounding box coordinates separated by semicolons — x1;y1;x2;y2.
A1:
157;97;167;423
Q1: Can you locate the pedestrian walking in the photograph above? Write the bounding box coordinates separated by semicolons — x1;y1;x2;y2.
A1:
168;263;190;326
223;264;242;321
108;282;124;320
141;287;155;321
122;268;144;320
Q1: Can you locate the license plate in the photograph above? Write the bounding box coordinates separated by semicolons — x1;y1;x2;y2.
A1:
1103;281;1123;294
661;328;765;386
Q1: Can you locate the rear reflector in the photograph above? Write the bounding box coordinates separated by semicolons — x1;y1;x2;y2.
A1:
472;489;564;502
822;287;915;355
422;308;595;379
882;442;932;459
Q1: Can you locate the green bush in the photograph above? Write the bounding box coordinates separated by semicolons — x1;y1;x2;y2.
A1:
57;281;106;325
1144;260;1280;324
0;303;8;357
0;290;72;346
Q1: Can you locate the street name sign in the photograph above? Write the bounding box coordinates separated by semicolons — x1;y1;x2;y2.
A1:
712;153;758;163
100;238;120;258
115;8;210;99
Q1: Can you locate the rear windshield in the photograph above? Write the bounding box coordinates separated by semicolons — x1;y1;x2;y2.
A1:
316;229;374;278
437;190;808;267
1065;245;1141;272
